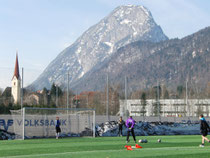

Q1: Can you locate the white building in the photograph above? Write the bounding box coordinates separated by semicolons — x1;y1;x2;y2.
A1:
120;99;210;117
11;53;21;104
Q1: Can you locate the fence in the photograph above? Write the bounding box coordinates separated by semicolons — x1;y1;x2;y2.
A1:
1;114;209;138
95;115;209;124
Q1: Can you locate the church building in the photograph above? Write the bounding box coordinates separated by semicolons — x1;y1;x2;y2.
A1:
11;53;21;104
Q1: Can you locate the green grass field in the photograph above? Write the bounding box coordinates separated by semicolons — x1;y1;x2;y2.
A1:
0;135;210;158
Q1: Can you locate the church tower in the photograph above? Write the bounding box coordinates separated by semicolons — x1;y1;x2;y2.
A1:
11;53;21;104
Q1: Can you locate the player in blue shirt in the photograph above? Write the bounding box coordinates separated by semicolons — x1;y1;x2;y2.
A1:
199;114;210;147
55;117;61;139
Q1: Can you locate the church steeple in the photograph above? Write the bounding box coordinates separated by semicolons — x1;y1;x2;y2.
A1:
11;52;21;104
13;53;20;79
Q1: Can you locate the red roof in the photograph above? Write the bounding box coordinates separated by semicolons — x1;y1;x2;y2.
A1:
73;91;99;100
13;53;20;79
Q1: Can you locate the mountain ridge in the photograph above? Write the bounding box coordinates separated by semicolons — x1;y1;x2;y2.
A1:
70;26;210;92
29;5;168;90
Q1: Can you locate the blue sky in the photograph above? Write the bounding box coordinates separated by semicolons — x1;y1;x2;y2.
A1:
0;0;210;89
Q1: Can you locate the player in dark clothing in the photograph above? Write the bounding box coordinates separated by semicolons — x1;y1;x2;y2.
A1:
118;116;124;136
55;117;61;139
125;116;136;143
199;114;210;147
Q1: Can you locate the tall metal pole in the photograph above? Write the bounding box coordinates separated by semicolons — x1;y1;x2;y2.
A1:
56;85;58;107
67;72;69;110
186;79;188;116
75;91;78;109
22;107;25;140
125;76;128;117
157;80;159;113
21;67;24;111
157;80;160;120
106;74;109;121
66;72;70;129
87;94;89;108
125;76;127;101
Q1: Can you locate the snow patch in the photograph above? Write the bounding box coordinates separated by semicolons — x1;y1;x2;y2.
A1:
104;42;113;47
76;47;82;54
140;6;150;16
48;77;52;82
120;19;131;25
78;71;85;79
108;45;114;55
192;51;196;58
78;59;81;65
133;32;138;36
126;4;135;7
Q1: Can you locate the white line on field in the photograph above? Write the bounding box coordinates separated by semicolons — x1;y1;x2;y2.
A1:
2;146;209;158
2;149;123;158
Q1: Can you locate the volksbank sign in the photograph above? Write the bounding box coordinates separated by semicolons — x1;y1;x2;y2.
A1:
0;119;13;131
0;118;67;132
1;108;95;138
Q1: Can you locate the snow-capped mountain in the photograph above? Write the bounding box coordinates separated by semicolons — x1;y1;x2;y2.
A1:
30;5;168;90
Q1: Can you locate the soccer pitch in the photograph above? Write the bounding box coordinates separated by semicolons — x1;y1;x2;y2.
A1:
0;135;210;158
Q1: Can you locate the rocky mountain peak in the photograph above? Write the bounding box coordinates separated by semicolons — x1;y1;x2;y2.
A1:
30;5;168;90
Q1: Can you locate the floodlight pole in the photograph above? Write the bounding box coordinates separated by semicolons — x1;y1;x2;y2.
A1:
157;80;159;113
67;72;69;112
186;79;188;116
22;107;25;140
21;67;24;113
157;80;161;121
125;76;127;100
125;76;128;117
75;91;78;109
93;110;95;138
106;74;109;121
66;72;70;130
86;94;89;108
56;85;58;107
